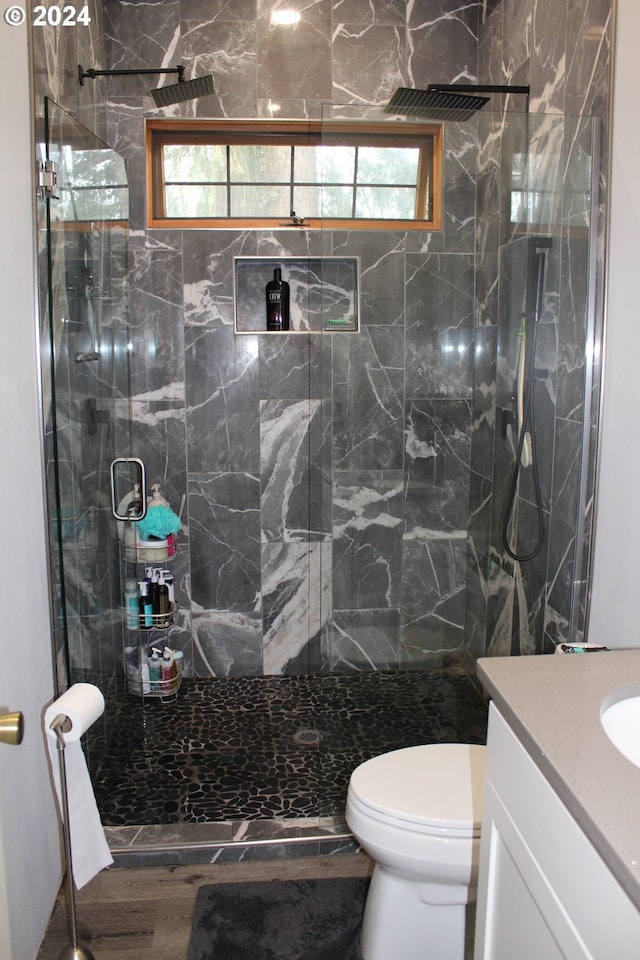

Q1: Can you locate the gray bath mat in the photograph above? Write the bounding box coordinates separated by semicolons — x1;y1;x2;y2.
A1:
187;876;368;959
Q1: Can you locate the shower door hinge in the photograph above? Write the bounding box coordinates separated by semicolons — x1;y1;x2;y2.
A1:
37;160;59;200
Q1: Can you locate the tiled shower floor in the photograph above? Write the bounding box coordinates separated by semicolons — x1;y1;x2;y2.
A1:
94;663;488;829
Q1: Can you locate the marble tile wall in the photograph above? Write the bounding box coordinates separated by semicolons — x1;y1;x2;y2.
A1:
467;0;612;661
98;0;483;678
31;0;613;693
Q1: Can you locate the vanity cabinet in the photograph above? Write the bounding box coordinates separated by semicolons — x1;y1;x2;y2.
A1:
474;703;640;959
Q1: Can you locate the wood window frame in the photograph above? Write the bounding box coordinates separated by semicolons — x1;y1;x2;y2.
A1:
146;119;443;231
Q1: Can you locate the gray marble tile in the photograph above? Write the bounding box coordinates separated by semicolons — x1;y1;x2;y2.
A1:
332;470;403;610
185;326;260;472
400;537;467;661
333;23;406;104
565;0;612;122
191;609;263;675
405;253;475;399
332;231;405;326
104;0;181;100
407;0;480;88
127;237;185;398
404;398;472;536
189;472;261;611
258;0;332;100
262;542;331;673
184;232;256;330
260;398;330;541
470;326;497;482
333;326;404;470
327;608;401;672
182;0;257;20
182;20;258;118
545;416;582;629
442;122;478;254
333;0;406;26
258;333;326;400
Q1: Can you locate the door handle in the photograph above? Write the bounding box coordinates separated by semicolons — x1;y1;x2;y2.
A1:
0;711;24;746
110;457;147;520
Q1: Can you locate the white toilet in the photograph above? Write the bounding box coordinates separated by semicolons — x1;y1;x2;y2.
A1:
345;743;486;960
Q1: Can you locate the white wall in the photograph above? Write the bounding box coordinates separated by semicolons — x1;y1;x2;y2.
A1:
588;0;640;648
0;17;62;960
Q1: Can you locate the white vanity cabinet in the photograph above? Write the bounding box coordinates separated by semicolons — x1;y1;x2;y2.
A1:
474;703;640;959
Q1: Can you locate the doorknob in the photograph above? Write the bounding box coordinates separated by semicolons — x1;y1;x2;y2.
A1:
0;712;24;746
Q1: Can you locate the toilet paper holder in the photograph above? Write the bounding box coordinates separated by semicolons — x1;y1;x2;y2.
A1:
49;711;97;960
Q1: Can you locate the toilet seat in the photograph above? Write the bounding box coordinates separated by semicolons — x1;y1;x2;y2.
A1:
348;743;485;837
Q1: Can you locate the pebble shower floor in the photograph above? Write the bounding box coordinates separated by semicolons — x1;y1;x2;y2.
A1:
93;664;489;826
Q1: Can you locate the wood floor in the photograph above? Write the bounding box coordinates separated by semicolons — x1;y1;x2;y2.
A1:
36;852;373;960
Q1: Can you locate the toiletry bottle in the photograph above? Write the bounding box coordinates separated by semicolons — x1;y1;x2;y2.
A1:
266;267;290;331
150;568;160;615
161;647;174;690
124;578;139;630
138;580;153;629
162;570;175;604
140;657;151;695
156;571;171;627
148;648;162;692
124;645;139;692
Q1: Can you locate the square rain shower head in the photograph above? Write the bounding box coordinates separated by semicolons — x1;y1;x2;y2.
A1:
151;73;215;108
384;87;490;121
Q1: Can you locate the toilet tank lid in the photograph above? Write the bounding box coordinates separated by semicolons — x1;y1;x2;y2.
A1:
348;743;486;830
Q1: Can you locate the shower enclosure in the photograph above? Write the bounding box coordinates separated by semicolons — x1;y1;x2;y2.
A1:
38;98;133;772
39;101;601;853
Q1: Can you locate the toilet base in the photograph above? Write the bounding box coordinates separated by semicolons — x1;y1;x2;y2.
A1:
360;864;472;960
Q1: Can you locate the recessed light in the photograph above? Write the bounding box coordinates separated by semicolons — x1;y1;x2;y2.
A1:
271;9;301;26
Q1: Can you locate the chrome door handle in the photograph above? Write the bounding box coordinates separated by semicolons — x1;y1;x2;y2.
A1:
0;712;24;746
110;457;147;520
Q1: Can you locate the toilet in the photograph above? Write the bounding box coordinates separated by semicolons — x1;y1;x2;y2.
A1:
345;743;486;960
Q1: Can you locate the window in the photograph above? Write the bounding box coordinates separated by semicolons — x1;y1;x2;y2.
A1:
146;120;442;230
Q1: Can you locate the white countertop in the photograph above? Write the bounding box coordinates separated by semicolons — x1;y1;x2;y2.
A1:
477;650;640;911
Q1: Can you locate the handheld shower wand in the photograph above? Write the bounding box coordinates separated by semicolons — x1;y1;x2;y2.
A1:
502;237;551;563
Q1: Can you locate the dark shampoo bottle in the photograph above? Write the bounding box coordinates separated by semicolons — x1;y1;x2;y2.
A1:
266;268;290;331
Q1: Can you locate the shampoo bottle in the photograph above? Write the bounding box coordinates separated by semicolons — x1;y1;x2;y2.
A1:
138;580;153;629
161;647;174;689
156;571;171;627
148;647;161;692
124;578;139;630
266;268;290;331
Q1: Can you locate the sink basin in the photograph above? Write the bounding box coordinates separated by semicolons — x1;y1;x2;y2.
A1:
601;696;640;769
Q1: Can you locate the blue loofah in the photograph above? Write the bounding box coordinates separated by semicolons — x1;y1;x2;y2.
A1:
137;503;181;541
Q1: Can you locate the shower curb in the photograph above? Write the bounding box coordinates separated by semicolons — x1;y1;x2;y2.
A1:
106;815;358;867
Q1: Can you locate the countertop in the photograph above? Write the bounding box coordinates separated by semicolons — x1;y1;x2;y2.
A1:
477;649;640;911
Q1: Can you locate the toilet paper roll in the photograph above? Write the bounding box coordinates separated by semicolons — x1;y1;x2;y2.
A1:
44;682;105;741
44;683;113;889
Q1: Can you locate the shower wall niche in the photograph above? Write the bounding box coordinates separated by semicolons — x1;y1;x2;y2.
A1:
234;257;360;334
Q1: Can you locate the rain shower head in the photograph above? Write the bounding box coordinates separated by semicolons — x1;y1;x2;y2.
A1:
384;83;530;121
151;73;215;107
78;65;215;107
385;86;489;121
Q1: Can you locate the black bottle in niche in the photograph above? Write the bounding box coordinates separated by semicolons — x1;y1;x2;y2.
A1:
266;268;290;331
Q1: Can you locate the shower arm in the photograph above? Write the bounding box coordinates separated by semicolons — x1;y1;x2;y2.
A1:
427;83;530;100
79;65;185;85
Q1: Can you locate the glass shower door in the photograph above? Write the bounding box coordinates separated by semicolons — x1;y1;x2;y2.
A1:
40;99;132;750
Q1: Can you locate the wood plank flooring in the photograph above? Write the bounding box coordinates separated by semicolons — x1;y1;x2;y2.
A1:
36;852;373;960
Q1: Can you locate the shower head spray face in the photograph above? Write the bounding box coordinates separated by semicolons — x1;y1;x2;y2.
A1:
384;86;490;121
151;73;215;107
